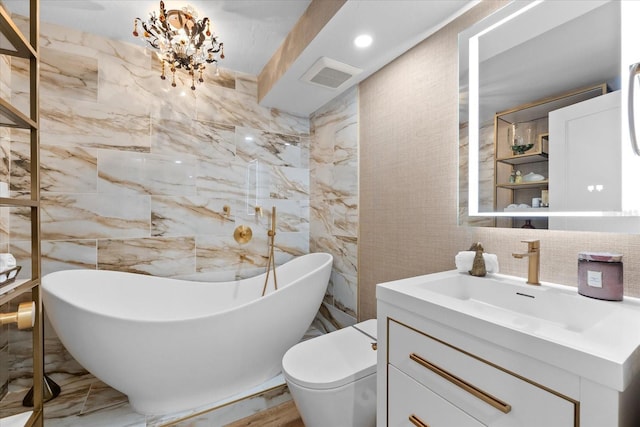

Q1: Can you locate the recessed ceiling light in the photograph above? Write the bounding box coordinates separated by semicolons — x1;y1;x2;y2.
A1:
354;34;373;48
245;136;254;141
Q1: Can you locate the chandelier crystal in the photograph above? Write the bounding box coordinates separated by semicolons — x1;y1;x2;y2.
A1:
133;1;224;91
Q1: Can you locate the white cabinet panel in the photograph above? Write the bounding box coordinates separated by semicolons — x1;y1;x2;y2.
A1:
388;320;575;427
549;91;640;232
388;365;484;427
549;91;621;213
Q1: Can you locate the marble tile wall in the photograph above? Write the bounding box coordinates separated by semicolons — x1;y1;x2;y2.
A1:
0;49;10;402
0;7;361;421
9;17;310;281
458;122;497;227
309;87;359;326
0;302;7;401
2;15;316;420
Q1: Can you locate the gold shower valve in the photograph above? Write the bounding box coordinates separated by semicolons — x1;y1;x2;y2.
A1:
222;205;231;216
234;225;253;244
0;301;35;330
255;206;263;217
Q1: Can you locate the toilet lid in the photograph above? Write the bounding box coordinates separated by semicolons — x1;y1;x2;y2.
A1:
282;320;377;390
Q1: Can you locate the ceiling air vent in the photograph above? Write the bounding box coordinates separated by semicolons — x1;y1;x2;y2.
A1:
300;57;362;90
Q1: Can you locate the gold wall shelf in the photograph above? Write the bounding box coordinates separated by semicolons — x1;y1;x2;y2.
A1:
497;180;549;190
496;152;548;165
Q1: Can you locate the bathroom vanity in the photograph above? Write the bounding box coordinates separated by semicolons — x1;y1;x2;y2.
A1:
376;271;640;426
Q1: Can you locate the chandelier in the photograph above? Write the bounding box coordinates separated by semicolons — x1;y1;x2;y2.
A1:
133;1;224;91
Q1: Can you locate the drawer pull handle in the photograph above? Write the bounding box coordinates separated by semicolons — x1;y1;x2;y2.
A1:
409;352;512;414
409;414;430;427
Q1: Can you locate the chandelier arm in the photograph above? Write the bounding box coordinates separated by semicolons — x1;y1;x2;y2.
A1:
133;1;223;90
193;33;206;49
138;21;161;50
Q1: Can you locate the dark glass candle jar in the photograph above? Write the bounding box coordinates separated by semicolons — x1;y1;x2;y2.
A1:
577;252;623;301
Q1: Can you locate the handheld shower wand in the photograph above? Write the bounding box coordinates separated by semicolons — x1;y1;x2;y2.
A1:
261;206;278;296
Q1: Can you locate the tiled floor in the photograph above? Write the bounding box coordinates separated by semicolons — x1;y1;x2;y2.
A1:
226;401;304;427
1;320;326;426
1;375;305;427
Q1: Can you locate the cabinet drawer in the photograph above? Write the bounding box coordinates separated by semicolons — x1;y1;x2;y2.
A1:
388;365;485;427
388;319;576;426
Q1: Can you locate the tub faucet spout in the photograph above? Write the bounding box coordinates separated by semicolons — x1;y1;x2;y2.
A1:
512;240;540;285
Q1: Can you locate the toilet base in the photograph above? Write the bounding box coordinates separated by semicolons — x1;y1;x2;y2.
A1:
286;373;376;427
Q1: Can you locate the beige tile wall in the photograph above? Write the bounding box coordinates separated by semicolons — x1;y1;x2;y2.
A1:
358;0;640;320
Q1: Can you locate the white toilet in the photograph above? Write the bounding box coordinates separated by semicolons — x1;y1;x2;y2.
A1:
282;319;377;427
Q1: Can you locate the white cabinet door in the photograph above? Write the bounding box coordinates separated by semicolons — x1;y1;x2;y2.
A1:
549;91;621;212
388;320;576;427
388;365;485;427
549;91;640;232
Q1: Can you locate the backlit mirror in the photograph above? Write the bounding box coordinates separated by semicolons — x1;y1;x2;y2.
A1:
459;0;640;233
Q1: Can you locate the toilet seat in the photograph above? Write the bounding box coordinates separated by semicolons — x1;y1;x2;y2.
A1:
282;319;377;390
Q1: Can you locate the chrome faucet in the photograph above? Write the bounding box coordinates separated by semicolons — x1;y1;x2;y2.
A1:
512;240;540;285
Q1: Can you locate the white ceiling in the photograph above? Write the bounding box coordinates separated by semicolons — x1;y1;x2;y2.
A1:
3;0;476;116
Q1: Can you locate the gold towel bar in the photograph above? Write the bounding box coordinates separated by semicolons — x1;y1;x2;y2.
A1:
409;352;512;414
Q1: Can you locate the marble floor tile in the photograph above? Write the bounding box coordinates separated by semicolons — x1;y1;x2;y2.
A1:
45;401;146;427
224;400;303;427
0;325;324;426
80;380;128;415
33;364;300;427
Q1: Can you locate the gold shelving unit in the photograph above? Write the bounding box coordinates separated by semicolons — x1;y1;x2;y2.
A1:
0;1;44;426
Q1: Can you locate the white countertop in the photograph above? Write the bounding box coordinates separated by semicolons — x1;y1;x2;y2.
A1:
377;270;640;391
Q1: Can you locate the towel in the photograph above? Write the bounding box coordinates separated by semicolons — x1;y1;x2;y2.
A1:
0;253;16;271
455;251;499;274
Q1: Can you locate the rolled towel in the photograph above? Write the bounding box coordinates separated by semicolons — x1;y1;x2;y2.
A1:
455;251;499;274
0;253;16;271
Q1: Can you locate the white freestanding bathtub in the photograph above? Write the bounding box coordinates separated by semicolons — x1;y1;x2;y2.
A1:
42;252;333;415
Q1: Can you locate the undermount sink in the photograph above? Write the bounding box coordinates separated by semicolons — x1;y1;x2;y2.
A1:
377;269;640;391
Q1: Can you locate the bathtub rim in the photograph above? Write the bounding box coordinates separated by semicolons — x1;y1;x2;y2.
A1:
42;252;333;323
